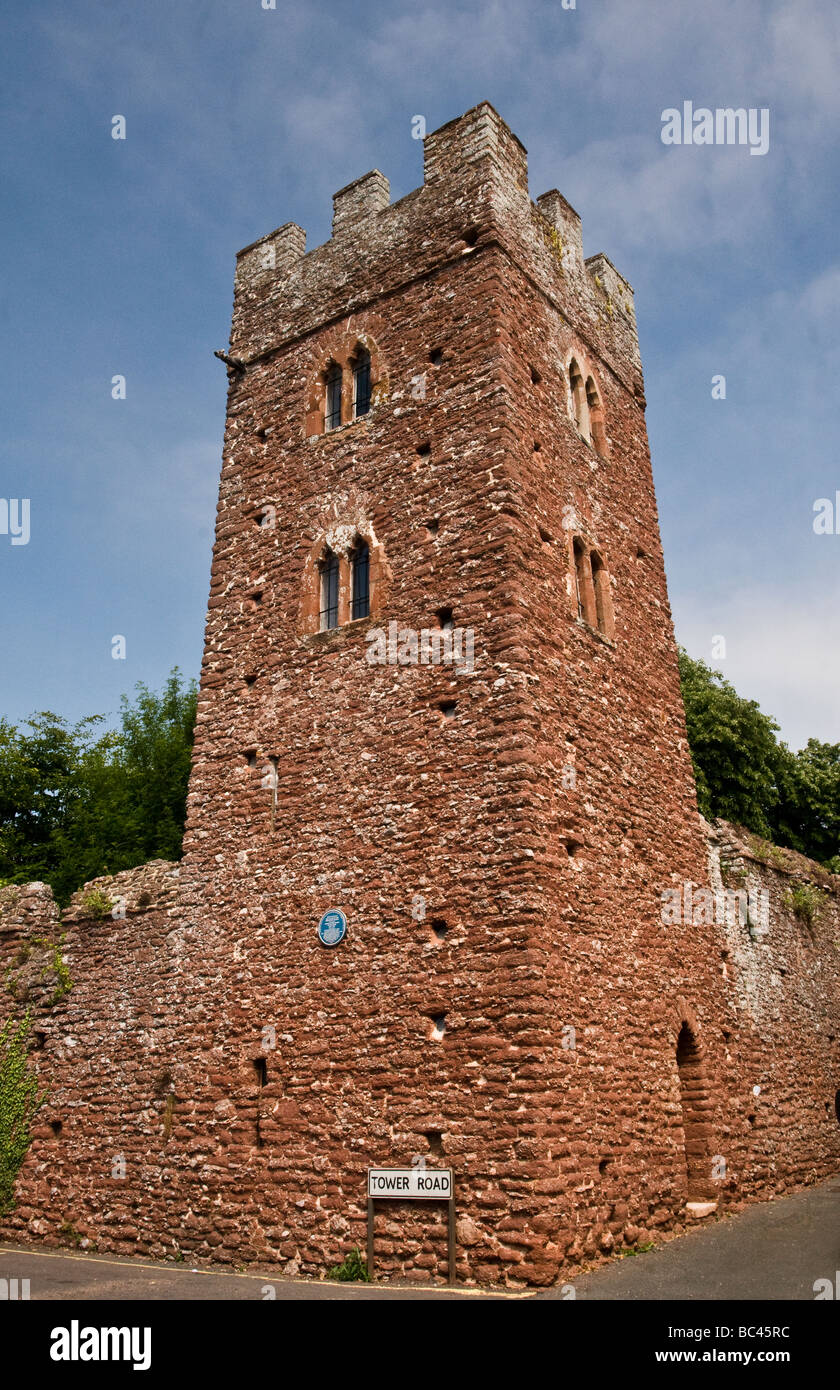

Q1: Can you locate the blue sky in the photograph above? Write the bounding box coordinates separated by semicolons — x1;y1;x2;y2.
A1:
1;0;838;750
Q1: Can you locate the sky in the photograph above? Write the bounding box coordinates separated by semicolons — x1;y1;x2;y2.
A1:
1;0;838;751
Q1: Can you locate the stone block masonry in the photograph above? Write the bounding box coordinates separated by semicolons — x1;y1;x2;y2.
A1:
2;104;838;1286
2;825;837;1282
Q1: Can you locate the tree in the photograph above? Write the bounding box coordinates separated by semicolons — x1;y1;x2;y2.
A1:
678;649;840;869
0;712;105;892
0;670;197;904
677;649;782;838
774;738;840;867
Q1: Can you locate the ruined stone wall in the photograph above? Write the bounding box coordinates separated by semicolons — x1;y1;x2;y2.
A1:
0;864;190;1258
2;104;837;1287
706;822;840;1199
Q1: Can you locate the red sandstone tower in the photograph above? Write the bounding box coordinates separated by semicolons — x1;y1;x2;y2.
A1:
2;104;837;1286
169;103;836;1283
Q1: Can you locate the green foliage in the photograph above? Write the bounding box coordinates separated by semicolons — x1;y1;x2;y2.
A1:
327;1246;371;1282
79;889;113;921
678;650;840;869
5;934;73;1008
774;738;840;866
32;934;73;1004
677;650;782;837
783;882;825;928
0;1012;48;1216
0;671;196;905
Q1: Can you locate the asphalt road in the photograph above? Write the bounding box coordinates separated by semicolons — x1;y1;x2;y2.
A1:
1;1178;837;1300
553;1177;840;1301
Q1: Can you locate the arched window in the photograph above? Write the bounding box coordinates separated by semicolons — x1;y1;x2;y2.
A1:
573;536;588;622
571;537;614;639
352;347;371;419
590;550;608;633
324;363;342;431
350;538;370;620
569;359;587;437
676;1022;715;1201
319;549;340;630
586;376;607;456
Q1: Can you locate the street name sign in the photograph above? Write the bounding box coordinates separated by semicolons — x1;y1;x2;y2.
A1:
367;1168;453;1200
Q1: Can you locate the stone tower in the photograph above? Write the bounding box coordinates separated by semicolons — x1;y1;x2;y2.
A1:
2;104;837;1286
167;103;832;1283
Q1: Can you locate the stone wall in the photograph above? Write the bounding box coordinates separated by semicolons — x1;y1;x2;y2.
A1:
0;864;187;1255
706;822;840;1200
0;822;836;1281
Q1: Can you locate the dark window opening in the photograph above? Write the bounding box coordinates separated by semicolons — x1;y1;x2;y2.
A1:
429;1012;447;1040
351;539;370;621
429;348;444;365
425;1129;444;1157
835;1089;840;1126
436;607;455;631
439;701;457;720
590;551;607;633
352;348;371;418
50;1120;62;1137
324;362;342;431
573;537;587;621
244;673;257;687
34;1030;46;1050
533;440;541;452
319;549;339;631
425;518;440;536
255;425;269;440
254;1058;266;1148
586;376;607;455
416;441;431;456
569;359;585;432
429;918;448;942
598;1158;612;1177
463;228;479;247
538;526;552;544
530;364;542;384
244;750;257;768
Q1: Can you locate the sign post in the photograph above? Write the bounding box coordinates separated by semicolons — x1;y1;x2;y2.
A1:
366;1168;456;1285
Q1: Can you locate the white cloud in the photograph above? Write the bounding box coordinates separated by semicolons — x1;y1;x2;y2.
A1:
676;587;840;750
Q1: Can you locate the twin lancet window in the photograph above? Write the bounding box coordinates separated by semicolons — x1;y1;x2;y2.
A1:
319;540;370;631
572;536;613;640
568;358;607;456
324;348;371;433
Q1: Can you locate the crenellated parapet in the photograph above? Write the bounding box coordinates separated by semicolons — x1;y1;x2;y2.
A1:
229;102;639;391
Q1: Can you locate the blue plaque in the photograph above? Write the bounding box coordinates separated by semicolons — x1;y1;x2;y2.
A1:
318;909;347;947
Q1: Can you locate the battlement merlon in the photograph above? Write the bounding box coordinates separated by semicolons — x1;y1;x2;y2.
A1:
230;102;639;375
332;169;391;237
584;253;636;320
235;221;307;286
